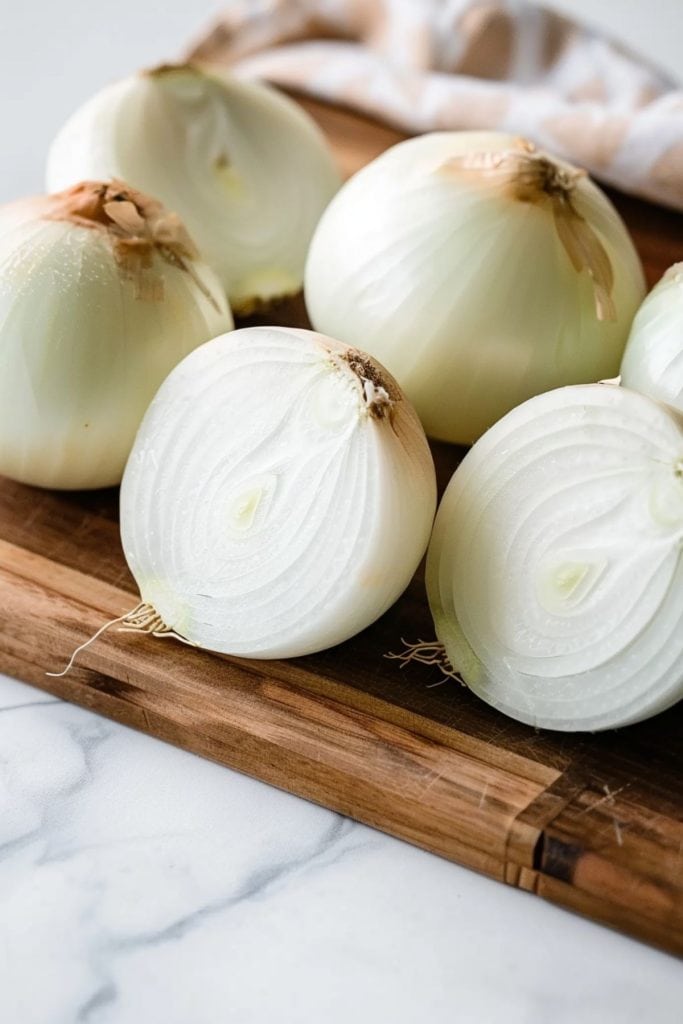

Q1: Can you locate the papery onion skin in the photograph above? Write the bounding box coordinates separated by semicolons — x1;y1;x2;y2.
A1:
120;326;437;659
305;132;646;445
0;182;232;490
426;383;683;732
47;64;341;311
620;263;683;414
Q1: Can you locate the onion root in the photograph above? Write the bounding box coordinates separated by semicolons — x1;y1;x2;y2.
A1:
47;602;195;678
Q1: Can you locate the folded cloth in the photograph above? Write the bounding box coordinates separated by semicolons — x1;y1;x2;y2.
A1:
188;0;683;211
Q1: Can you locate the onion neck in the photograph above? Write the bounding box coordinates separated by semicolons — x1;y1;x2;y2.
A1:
146;62;196;78
444;141;616;322
44;181;218;308
342;349;398;420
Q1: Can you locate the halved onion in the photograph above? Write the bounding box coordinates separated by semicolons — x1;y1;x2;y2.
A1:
120;326;436;659
426;383;683;731
47;64;341;312
621;262;683;414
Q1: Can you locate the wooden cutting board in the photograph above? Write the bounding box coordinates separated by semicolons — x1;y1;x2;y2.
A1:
1;98;682;957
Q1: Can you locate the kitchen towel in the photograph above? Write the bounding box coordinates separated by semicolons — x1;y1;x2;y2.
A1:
188;0;683;211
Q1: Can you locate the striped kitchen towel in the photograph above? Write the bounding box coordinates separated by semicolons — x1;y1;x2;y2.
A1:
188;0;683;211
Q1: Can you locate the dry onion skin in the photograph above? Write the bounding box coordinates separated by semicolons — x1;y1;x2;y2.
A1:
120;326;437;659
0;181;232;490
426;384;683;732
47;64;341;313
620;263;683;414
305;132;646;445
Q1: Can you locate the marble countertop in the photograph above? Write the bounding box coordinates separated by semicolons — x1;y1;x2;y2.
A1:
1;2;682;1020
1;673;682;1023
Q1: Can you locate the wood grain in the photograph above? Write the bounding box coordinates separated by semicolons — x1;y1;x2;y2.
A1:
1;98;682;956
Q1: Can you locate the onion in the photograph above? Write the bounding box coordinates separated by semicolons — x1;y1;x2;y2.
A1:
425;383;683;732
119;327;436;659
46;64;341;313
0;181;232;490
620;263;683;414
305;132;646;444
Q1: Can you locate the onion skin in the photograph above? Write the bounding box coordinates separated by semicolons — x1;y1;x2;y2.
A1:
426;383;683;732
120;327;436;659
305;132;646;445
620;263;683;415
0;182;232;490
47;64;341;311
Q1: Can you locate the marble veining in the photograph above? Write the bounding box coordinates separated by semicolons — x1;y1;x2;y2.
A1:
1;674;682;1024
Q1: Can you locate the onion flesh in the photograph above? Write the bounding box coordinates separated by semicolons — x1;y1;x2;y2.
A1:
120;327;436;659
620;262;683;414
426;383;683;732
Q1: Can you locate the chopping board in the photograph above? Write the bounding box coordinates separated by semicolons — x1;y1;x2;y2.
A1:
1;97;682;957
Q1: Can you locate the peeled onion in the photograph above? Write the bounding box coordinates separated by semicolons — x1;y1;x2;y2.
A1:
305;132;646;444
0;181;231;490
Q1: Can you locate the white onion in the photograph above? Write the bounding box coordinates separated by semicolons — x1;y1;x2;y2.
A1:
47;64;341;312
620;263;683;414
0;181;232;490
120;326;436;659
426;383;683;732
305;132;646;445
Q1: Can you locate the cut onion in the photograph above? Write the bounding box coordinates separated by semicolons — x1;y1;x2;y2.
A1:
120;327;437;659
426;383;683;731
621;262;683;414
47;64;341;312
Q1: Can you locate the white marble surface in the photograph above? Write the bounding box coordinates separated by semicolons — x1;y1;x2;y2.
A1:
1;2;683;1021
1;675;682;1024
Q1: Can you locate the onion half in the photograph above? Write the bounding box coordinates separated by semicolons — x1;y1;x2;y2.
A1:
621;263;683;414
426;384;683;731
47;64;341;312
120;327;436;659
